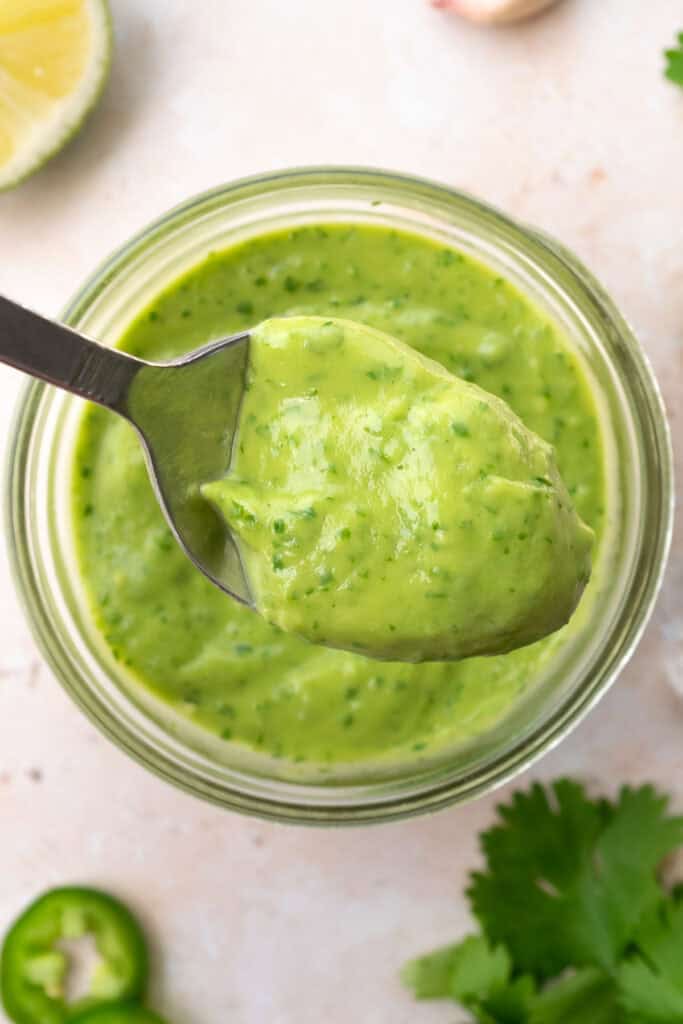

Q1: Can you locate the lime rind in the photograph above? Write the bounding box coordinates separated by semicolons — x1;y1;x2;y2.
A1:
0;0;113;191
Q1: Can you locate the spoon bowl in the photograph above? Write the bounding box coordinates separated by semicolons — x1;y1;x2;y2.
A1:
126;335;251;602
0;295;253;605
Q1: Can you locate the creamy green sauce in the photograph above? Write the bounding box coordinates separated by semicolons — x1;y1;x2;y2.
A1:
203;316;593;662
73;223;606;766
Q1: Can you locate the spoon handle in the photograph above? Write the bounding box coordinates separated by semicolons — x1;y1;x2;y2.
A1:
0;294;143;414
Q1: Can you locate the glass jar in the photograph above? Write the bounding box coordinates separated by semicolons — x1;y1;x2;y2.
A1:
6;168;673;824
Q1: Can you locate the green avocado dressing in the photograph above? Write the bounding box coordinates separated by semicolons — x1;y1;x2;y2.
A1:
72;223;607;767
203;316;593;661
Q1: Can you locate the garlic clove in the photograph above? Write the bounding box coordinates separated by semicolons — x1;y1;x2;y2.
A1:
431;0;563;25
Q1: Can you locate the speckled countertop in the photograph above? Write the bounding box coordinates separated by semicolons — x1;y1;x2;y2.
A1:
0;1;682;1021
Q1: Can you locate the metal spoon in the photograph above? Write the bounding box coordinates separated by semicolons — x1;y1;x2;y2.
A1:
0;294;253;605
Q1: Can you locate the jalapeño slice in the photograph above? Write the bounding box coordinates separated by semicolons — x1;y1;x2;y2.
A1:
1;887;148;1024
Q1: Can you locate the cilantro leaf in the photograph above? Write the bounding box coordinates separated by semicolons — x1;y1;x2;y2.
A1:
529;968;620;1024
402;935;511;1001
468;781;683;979
449;936;512;1007
485;975;536;1024
665;32;683;88
401;941;467;999
402;935;535;1022
618;902;683;1023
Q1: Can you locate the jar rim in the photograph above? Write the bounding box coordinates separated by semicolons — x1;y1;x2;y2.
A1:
6;167;675;824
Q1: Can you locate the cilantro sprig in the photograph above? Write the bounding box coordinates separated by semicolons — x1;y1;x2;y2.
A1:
665;32;683;89
402;779;683;1024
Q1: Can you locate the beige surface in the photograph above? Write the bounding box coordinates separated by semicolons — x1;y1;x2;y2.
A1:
0;1;682;1021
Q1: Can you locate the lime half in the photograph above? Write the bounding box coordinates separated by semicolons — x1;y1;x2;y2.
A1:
0;0;112;190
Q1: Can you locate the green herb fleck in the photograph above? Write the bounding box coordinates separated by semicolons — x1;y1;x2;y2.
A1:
231;501;256;525
293;506;316;520
451;421;470;438
366;364;403;383
438;249;462;267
